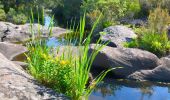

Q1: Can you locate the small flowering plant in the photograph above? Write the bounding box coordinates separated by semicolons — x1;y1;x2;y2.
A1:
26;44;76;93
26;14;114;100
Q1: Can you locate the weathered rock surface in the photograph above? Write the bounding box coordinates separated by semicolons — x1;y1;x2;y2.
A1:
128;57;170;82
100;25;137;47
12;61;28;70
90;44;160;77
0;21;68;42
0;53;67;100
0;42;28;60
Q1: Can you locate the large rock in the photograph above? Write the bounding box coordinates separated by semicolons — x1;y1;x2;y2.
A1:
0;53;67;99
128;57;170;82
100;25;137;47
0;21;68;42
90;45;160;77
0;42;28;60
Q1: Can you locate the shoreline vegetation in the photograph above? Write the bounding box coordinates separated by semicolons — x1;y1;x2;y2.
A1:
25;13;116;99
1;0;170;100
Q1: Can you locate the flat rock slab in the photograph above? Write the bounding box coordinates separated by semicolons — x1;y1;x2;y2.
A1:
0;21;68;42
0;53;68;100
0;42;28;60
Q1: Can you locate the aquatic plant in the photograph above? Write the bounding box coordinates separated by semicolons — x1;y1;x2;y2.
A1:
26;11;114;100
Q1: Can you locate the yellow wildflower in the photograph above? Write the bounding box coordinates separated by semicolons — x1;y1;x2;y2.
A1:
41;53;48;60
60;60;69;65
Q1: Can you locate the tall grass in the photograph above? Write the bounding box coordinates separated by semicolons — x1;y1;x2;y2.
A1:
26;11;114;100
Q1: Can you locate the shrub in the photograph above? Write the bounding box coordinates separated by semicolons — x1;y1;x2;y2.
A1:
126;0;141;18
81;0;127;27
7;8;27;24
81;0;141;32
127;32;170;57
0;9;6;21
6;8;17;22
12;13;28;24
124;6;170;57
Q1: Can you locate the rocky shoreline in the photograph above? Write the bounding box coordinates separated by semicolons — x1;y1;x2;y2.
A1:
1;21;170;99
0;21;68;43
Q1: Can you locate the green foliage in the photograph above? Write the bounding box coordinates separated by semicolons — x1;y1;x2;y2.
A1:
81;0;141;32
125;31;170;57
26;43;74;93
143;32;170;56
6;8;27;24
126;0;141;18
81;0;126;27
6;8;16;22
0;9;6;21
26;14;114;100
124;39;139;48
12;13;27;24
125;6;170;57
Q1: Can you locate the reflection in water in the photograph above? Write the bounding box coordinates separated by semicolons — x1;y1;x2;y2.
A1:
93;82;121;97
46;37;65;47
90;79;170;100
139;86;153;100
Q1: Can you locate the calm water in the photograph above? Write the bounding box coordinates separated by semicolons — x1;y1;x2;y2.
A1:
89;79;170;100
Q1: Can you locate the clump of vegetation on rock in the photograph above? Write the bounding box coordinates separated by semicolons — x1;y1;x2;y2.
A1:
6;8;28;24
0;9;6;21
12;13;27;24
124;7;170;57
26;15;114;100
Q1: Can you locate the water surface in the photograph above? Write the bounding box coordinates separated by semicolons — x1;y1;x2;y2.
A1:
89;79;170;100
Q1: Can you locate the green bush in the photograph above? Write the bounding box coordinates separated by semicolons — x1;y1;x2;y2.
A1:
81;0;141;32
126;0;141;18
125;6;170;57
125;32;170;57
7;8;17;22
81;0;126;27
12;13;28;24
0;9;6;21
7;8;27;24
